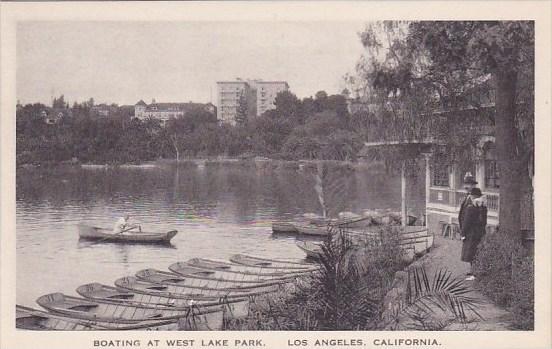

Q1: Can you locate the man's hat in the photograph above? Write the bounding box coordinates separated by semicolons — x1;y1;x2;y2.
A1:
463;172;478;185
470;188;482;197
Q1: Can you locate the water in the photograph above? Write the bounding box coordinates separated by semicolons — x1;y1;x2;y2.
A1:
16;160;424;307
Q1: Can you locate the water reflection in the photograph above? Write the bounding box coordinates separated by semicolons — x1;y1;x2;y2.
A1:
16;161;424;307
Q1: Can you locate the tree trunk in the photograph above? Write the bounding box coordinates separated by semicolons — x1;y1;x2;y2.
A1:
170;135;180;163
494;69;522;236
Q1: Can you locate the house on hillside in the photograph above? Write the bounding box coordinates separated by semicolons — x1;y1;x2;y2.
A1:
90;104;118;117
345;96;378;115
134;99;216;125
44;108;72;124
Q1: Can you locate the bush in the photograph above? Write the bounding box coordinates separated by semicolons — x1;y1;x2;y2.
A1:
511;253;534;330
228;228;407;330
472;231;534;329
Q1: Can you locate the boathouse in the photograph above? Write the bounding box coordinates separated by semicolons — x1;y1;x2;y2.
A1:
359;131;502;237
423;134;500;236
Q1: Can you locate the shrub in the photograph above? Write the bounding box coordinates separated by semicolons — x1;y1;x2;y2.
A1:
228;228;406;330
510;253;534;330
472;231;534;329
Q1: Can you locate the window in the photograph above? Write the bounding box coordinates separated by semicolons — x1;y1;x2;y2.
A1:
432;164;449;187
484;142;499;189
485;160;500;189
457;161;476;189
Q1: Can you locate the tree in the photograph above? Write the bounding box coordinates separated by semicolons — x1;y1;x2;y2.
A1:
357;21;534;235
52;95;66;109
314;90;329;112
272;91;302;121
235;91;249;125
164;117;189;162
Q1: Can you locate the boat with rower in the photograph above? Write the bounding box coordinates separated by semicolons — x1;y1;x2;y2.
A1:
76;282;250;319
135;268;284;291
36;292;224;330
78;224;177;244
16;305;182;330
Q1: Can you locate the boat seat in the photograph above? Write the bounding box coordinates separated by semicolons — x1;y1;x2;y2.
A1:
106;294;135;300
68;304;99;312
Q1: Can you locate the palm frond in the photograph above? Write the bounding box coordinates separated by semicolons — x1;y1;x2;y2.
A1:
399;265;485;327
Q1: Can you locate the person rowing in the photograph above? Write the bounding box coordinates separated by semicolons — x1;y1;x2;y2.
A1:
113;213;141;234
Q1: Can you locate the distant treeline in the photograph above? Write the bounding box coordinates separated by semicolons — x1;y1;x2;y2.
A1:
16;91;387;166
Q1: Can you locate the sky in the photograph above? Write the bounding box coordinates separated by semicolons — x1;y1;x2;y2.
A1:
17;21;367;106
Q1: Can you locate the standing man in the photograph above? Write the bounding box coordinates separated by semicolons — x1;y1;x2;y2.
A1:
458;172;478;233
460;188;488;280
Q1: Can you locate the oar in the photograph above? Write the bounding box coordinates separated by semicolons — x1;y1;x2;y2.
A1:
89;226;140;245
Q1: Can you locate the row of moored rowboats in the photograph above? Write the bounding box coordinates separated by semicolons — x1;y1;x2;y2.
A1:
272;210;419;237
17;254;318;331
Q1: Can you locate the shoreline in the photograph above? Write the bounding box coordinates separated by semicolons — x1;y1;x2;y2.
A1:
20;158;385;170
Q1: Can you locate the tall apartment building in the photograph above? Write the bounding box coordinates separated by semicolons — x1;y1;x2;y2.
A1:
216;81;255;125
216;79;289;124
253;81;289;116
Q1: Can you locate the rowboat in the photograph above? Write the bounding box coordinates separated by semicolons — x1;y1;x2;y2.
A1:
292;223;334;237
17;305;103;330
36;293;224;330
399;233;434;255
115;276;280;299
362;210;418;226
185;258;314;277
334;215;374;229
16;305;181;330
229;254;317;270
295;241;324;259
168;262;298;283
296;228;434;260
76;283;251;319
271;222;298;234
135;268;284;291
77;224;177;244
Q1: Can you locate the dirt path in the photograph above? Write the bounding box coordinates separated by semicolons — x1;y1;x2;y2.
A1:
411;235;514;330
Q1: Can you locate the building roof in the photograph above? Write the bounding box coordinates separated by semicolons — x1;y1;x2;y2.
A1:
253;81;288;85
139;102;215;113
216;81;250;84
135;100;147;106
358;139;439;160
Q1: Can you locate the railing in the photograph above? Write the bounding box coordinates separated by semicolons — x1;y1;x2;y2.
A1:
455;190;499;212
485;193;500;211
429;188;450;205
430;188;499;212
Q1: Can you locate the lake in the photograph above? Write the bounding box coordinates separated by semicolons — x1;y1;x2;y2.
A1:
16;160;425;307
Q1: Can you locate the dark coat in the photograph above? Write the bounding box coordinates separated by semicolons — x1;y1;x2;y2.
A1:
460;203;487;263
458;195;471;232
